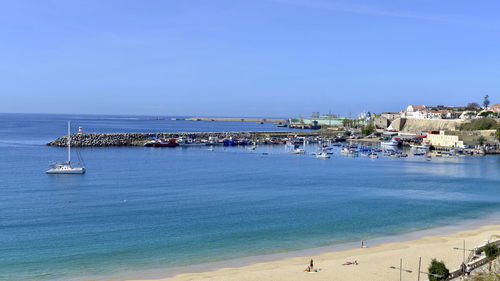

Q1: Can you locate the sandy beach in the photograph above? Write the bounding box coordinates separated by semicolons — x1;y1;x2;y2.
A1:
125;224;500;281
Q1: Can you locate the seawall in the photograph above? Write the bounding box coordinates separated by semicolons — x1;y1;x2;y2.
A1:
46;131;320;147
184;117;288;123
390;118;464;132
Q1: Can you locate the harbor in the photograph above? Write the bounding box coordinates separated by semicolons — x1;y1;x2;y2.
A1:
3;113;500;281
3;1;500;280
46;128;496;156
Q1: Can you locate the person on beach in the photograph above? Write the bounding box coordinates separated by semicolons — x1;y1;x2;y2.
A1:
361;240;366;248
305;259;314;272
461;262;466;276
466;264;471;276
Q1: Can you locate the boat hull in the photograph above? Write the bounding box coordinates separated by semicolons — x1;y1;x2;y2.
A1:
46;167;85;174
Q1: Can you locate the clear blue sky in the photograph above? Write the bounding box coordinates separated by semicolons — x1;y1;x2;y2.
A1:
1;0;498;117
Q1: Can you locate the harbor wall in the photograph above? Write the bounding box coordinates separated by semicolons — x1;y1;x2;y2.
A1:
183;117;288;123
47;131;320;147
390;118;463;132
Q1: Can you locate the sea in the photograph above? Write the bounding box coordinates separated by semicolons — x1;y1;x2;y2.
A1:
1;113;500;280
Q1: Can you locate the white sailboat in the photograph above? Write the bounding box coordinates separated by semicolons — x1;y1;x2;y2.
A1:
46;121;85;174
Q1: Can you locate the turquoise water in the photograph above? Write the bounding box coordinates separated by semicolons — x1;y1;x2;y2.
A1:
1;113;500;280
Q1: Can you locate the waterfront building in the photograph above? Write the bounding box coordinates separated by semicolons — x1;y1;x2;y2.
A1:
289;115;368;127
381;112;400;121
357;111;372;121
424;130;498;148
289;116;345;126
424;131;465;148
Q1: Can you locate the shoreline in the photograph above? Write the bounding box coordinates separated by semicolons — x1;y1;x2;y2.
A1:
90;214;500;281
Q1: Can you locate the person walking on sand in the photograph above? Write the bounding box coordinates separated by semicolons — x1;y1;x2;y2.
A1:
310;259;314;269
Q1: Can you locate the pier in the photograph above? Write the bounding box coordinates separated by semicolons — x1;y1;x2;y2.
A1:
181;117;288;123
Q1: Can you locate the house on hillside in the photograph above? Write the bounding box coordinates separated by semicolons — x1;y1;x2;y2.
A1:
488;103;500;113
401;105;464;119
401;105;429;119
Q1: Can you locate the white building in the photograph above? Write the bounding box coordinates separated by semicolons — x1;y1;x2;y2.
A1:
401;105;429;119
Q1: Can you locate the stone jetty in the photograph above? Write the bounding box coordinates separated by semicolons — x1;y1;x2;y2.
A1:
183;117;288;123
47;131;320;147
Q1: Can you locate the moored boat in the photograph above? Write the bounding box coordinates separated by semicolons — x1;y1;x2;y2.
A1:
145;138;178;147
293;148;306;154
381;138;399;147
46;121;85;174
315;152;330;158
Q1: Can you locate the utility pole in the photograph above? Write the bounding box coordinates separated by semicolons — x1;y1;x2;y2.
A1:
389;258;412;281
463;240;465;263
418;257;421;281
400;258;402;281
417;257;443;280
453;240;474;264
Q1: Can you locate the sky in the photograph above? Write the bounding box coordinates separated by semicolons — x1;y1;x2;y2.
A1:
0;0;499;117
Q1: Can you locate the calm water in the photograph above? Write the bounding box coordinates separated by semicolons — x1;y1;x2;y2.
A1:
1;113;500;280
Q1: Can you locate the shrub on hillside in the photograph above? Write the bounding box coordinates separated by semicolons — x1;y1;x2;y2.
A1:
428;259;450;281
460;118;499;131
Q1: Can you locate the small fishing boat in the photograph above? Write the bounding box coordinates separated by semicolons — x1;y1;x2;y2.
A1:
145;138;178;147
410;142;431;150
293;148;306;154
177;137;207;147
381;138;399;147
315;152;330;158
223;139;238;146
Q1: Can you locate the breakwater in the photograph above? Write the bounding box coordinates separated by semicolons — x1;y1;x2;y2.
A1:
47;131;320;147
182;117;288;123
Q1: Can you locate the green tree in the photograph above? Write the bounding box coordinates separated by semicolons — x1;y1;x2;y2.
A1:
428;259;450;281
478;136;486;146
484;242;499;272
466;112;477;118
342;119;349;128
466;102;481;111
484;94;491;108
480;111;494;118
362;124;375;137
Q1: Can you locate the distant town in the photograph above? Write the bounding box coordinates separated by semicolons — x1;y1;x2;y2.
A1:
287;96;500;152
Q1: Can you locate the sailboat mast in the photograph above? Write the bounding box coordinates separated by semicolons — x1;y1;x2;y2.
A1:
67;120;71;164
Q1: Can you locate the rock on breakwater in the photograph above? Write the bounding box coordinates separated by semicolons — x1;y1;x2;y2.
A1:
46;131;319;147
